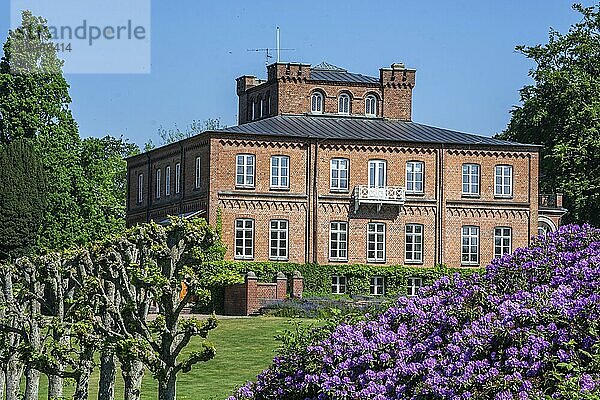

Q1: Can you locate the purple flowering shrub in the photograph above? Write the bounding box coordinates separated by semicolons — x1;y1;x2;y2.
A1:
229;225;600;399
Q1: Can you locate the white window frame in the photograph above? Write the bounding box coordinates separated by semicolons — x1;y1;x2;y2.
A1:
461;226;480;266
407;277;422;297
338;93;350;114
329;221;348;261
270;155;290;189
365;95;377;117
269;220;288;261
251;100;256;121
494;227;512;258
236;154;255;188
137;173;144;203
368;159;386;188
175;163;181;194
165;166;171;196
330;158;349;192
195;157;201;189
495;165;513;197
331;275;347;294
406;161;424;194
311;92;324;113
462;163;480;196
367;222;386;263
155;169;161;199
405;224;423;264
234;219;254;260
370;276;385;296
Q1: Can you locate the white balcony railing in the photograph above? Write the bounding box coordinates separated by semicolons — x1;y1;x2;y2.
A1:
353;185;406;212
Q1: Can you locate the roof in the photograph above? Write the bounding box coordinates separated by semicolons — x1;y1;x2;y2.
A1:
310;62;379;84
217;115;536;148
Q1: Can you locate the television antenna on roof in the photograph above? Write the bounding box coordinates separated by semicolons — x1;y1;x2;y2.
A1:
247;27;295;66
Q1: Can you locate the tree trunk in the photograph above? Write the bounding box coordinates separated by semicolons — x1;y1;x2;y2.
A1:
122;359;144;400
48;373;63;400
0;369;5;400
98;352;116;400
5;357;23;400
73;368;92;400
157;374;177;400
24;365;41;400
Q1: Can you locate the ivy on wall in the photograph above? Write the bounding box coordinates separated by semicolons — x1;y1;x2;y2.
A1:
206;261;482;297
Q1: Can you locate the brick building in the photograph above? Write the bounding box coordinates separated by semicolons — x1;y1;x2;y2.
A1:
126;61;566;283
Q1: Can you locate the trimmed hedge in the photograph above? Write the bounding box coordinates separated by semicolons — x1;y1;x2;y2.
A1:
205;261;482;297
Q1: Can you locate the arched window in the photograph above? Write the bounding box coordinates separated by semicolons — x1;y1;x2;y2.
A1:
338;93;350;114
311;91;324;113
365;94;377;117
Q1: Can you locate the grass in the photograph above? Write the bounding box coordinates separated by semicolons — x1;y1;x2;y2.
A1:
29;316;302;400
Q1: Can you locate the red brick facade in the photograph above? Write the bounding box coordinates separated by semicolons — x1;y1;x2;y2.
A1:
126;61;565;272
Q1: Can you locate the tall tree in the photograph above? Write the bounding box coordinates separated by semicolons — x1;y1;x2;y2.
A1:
0;12;140;249
497;3;600;223
0;139;46;260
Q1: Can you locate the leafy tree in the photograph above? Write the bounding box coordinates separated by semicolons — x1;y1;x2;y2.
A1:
79;135;139;240
0;139;46;260
1;12;140;249
144;118;223;150
497;3;600;223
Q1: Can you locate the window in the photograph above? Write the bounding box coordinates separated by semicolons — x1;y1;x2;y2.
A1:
234;219;254;259
495;165;513;197
330;158;349;191
259;96;264;118
269;220;288;261
329;221;348;261
494;227;512;258
338;93;350;114
370;276;385;295
137;173;144;203
155;169;161;199
175;163;181;194
461;226;479;265
195;157;201;189
265;93;271;116
367;223;386;262
406;161;424;194
165;166;171;196
365;95;377;116
368;160;386;188
236;154;255;188
462;164;480;196
405;224;423;263
311;92;324;113
270;155;289;189
331;275;346;294
251;100;256;121
407;277;422;297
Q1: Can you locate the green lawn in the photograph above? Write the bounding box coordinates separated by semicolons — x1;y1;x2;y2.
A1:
30;316;301;400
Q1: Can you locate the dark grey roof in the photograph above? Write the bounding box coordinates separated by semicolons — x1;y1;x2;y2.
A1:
217;115;535;148
310;63;379;84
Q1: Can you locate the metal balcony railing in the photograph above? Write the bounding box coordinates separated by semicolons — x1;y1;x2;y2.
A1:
539;193;563;209
353;185;406;212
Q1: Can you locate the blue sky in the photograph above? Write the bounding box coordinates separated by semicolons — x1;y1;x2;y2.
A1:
0;0;594;147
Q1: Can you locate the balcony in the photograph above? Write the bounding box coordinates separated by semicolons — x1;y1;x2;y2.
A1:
353;185;406;212
539;193;564;209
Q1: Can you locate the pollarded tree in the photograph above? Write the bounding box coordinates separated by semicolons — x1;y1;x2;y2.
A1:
0;139;46;260
497;3;600;223
94;218;221;400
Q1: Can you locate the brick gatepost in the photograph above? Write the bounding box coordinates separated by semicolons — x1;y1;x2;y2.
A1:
291;270;304;299
276;272;287;299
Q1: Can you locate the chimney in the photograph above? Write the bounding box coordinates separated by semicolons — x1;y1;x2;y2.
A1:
380;62;416;121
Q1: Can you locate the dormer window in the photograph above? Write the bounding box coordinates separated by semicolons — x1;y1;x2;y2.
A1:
311;92;324;113
338;93;350;115
365;95;377;117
